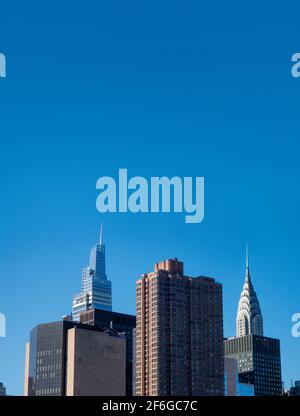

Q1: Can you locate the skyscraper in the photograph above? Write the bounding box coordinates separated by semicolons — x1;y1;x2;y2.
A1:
236;244;263;337
135;258;224;396
72;224;112;321
224;245;282;396
24;321;66;396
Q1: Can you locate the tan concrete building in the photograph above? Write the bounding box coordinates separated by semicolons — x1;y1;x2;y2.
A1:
66;327;126;396
135;258;224;396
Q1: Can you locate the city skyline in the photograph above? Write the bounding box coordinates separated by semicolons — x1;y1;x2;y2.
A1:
1;223;298;395
1;1;300;396
22;236;284;397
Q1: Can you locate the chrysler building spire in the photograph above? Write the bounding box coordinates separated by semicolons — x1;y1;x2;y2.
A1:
236;244;263;337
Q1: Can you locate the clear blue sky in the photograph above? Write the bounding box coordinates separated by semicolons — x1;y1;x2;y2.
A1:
0;1;300;395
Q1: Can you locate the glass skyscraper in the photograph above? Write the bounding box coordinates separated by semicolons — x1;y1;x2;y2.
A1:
72;224;112;321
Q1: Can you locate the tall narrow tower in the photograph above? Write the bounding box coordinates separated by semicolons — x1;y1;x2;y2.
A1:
225;245;282;396
236;244;263;337
136;258;224;396
72;224;112;321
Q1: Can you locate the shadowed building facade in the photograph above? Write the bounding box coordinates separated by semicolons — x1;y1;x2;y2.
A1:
135;258;224;396
0;382;6;396
224;335;282;396
79;308;136;396
289;381;300;396
66;326;125;396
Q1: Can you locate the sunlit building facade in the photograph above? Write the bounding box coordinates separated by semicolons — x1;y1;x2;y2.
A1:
236;245;263;337
135;258;224;396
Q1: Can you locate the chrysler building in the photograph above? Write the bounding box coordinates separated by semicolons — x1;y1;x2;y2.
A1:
236;244;263;337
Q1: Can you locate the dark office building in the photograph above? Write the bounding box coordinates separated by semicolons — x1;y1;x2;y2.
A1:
0;382;6;396
79;308;136;396
224;335;282;396
289;380;300;396
24;321;68;396
24;319;126;396
136;258;224;396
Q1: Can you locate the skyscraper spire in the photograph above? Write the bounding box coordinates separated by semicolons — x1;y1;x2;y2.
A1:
245;241;250;282
236;244;263;337
100;222;103;245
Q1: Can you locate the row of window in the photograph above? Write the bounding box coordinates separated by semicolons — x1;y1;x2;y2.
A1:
35;387;61;395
